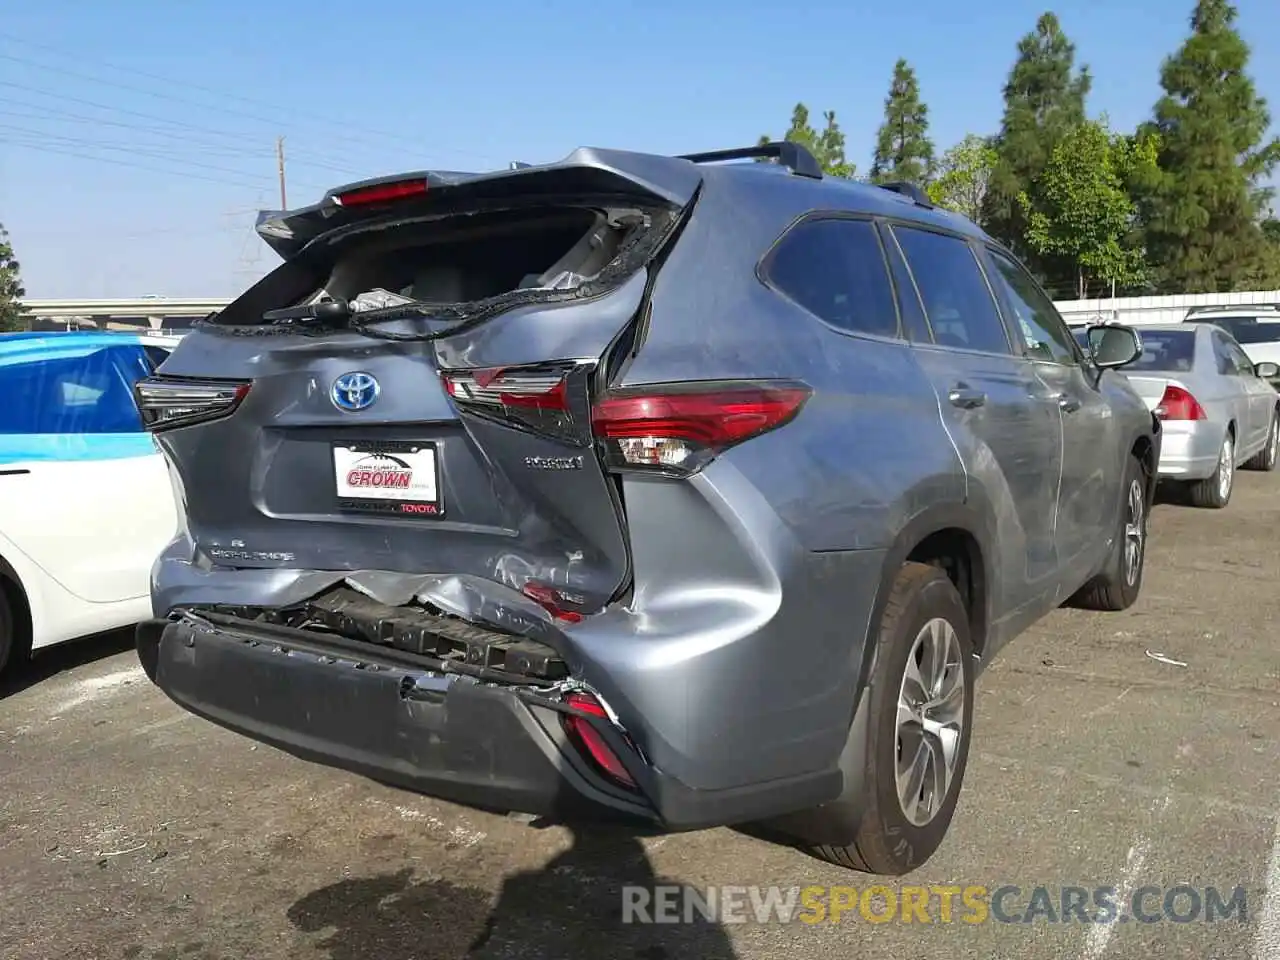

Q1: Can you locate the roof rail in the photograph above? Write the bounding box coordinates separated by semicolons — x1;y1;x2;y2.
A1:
677;141;824;180
877;181;934;208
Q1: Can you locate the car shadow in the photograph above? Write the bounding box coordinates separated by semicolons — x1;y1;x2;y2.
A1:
0;626;135;700
287;822;740;960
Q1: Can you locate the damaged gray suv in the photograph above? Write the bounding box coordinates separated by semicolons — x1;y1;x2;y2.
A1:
134;141;1159;875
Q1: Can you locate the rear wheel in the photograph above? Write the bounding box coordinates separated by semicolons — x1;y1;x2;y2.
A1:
0;586;15;677
807;562;974;875
1244;412;1279;472
1069;454;1148;611
1186;432;1234;508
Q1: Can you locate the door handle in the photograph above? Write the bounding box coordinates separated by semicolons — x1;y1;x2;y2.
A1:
948;386;986;409
0;469;31;477
1053;393;1082;413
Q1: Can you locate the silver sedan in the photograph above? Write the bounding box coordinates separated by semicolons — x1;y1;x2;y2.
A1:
1075;322;1280;508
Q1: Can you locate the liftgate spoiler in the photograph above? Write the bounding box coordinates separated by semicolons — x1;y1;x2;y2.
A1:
252;141;828;261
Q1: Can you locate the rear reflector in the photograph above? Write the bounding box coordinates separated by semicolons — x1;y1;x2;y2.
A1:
333;179;428;207
133;377;252;432
1153;384;1207;421
560;692;637;789
591;380;811;476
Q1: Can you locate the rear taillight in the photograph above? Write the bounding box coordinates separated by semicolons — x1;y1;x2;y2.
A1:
332;178;428;207
1153;384;1207;421
133;377;252;431
591;380;811;476
442;363;588;444
560;692;637;790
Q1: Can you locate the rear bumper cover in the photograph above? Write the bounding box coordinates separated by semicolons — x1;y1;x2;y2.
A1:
137;615;840;830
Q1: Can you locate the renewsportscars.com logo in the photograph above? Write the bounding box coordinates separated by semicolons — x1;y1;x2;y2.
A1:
621;884;1250;926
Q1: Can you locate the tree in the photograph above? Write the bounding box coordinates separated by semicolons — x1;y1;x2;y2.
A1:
926;134;998;220
984;12;1092;286
1017;120;1160;298
0;224;27;333
869;59;934;185
758;103;856;178
1140;0;1280;292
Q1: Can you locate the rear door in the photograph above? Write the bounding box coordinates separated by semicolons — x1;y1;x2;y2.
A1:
1221;335;1272;454
0;341;177;603
1209;329;1260;453
883;222;1063;608
144;161;699;617
979;246;1119;577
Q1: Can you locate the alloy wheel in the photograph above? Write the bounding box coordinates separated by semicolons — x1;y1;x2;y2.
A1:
1124;477;1144;586
895;617;966;827
1219;436;1234;502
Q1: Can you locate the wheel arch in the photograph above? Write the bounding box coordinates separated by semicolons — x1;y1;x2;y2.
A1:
857;503;994;701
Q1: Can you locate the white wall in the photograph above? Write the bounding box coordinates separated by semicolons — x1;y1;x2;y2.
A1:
1052;290;1280;326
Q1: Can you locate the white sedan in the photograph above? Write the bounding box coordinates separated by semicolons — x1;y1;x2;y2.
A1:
0;331;181;675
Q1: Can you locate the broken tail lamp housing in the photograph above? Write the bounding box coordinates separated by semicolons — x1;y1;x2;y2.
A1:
442;362;590;445
590;380;813;477
560;691;638;790
134;377;252;431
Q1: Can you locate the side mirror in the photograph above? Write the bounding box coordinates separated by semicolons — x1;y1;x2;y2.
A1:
1087;324;1142;369
1255;361;1279;379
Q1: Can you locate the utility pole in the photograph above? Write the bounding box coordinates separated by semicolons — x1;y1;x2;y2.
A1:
276;136;287;210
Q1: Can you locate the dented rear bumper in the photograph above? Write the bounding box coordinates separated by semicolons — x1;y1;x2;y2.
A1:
136;606;840;830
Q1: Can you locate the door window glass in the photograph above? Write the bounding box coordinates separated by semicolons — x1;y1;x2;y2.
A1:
892;226;1012;355
0;345;151;434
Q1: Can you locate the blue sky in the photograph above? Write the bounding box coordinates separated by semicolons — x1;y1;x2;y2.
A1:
2;0;1277;299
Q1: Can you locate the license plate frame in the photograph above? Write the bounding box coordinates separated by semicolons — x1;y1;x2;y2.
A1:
331;440;444;519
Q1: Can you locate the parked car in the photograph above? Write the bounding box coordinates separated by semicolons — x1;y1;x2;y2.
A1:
0;332;180;676
1182;305;1280;388
133;141;1158;875
1072;323;1279;507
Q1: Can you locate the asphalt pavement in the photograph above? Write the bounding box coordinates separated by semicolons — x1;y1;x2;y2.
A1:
1;475;1278;960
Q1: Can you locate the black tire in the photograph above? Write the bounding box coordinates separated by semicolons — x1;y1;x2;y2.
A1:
1069;454;1148;612
0;585;14;678
1186;430;1234;508
1244;412;1279;471
807;562;974;876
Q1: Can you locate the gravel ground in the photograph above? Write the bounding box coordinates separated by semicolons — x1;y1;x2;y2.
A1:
1;474;1278;960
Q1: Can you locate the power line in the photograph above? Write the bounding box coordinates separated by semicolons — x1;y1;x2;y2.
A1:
0;83;373;178
3;138;281;192
0;122;333;192
0;41;502;166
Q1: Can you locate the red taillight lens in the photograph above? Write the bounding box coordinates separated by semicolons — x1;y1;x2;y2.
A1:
333;179;428;207
443;364;584;443
133;377;252;432
560;692;637;789
1153;384;1207;421
591;380;811;476
521;582;584;623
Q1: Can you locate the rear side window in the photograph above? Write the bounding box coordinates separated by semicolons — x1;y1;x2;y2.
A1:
764;218;900;338
891;226;1012;355
0;345;151;435
1214;317;1280;345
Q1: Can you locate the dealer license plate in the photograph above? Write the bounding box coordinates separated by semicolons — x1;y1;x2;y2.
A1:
332;441;443;517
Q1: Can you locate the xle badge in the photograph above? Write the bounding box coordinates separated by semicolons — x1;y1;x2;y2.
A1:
525;456;584;471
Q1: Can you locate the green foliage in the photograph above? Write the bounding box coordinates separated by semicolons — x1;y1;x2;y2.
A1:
0;223;26;333
758;103;856;178
1017;120;1160;298
870;59;934;185
926;134;998;221
1140;0;1280;292
984;12;1092;284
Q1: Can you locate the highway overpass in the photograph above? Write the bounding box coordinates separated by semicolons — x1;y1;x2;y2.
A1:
19;298;232;333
